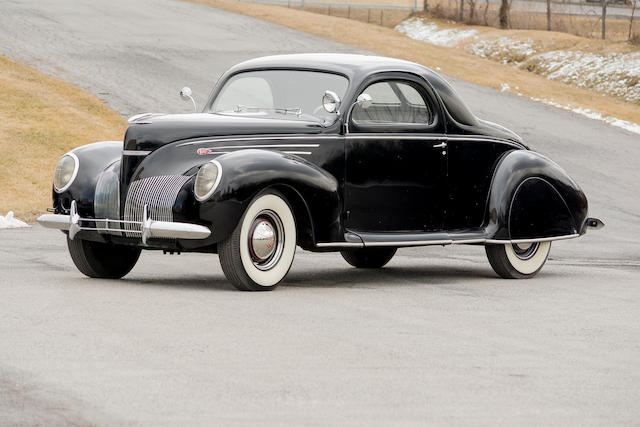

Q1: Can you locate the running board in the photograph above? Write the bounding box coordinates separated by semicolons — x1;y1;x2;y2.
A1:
315;231;581;249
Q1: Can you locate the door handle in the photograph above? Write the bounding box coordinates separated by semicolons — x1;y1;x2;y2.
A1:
433;142;447;149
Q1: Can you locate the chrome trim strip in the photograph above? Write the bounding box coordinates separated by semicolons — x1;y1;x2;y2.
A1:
178;136;337;147
282;151;312;155
365;240;453;247
445;136;524;149
201;144;320;151
315;234;580;248
451;238;486;244
486;234;580;244
123;150;151;156
176;133;522;148
345;135;445;141
315;242;364;248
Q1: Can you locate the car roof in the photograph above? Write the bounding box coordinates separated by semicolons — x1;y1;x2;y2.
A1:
227;53;436;79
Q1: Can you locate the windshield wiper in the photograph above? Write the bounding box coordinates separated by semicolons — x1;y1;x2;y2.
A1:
234;105;302;117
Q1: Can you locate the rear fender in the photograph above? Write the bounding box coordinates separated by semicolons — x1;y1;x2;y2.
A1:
486;150;588;240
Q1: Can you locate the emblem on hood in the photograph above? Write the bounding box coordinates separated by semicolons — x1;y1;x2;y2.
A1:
197;148;212;156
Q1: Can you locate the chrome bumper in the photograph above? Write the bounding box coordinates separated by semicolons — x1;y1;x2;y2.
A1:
37;201;211;244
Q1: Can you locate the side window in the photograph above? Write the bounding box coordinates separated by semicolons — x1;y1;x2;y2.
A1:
351;80;434;127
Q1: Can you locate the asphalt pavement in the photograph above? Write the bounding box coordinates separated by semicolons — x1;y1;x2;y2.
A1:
0;0;639;425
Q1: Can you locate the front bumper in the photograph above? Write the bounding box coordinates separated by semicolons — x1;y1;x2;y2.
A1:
37;201;211;245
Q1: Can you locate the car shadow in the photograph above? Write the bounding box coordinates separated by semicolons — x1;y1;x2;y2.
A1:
283;264;500;289
105;264;561;291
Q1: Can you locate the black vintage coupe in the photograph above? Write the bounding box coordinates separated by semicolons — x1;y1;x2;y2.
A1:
38;54;603;290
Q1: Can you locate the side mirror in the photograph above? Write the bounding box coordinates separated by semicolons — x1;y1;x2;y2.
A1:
322;90;341;114
344;93;374;133
179;86;197;112
356;93;373;109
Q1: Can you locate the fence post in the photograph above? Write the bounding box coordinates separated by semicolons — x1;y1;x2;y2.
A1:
601;0;607;39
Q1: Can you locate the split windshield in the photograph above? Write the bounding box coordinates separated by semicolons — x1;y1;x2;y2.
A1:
209;70;349;122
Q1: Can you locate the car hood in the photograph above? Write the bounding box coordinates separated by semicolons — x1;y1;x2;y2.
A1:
124;113;325;151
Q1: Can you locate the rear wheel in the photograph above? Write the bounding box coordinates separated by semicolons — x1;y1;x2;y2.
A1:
340;247;396;269
67;237;141;279
218;191;296;291
485;241;551;279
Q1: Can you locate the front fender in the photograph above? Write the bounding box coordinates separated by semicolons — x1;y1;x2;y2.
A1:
199;149;341;245
52;141;122;216
486;150;588;240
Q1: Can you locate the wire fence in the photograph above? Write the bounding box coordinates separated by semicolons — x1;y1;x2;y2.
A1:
236;0;422;11
234;0;635;18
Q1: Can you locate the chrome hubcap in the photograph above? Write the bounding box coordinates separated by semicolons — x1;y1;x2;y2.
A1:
250;220;276;261
512;242;539;260
248;210;284;271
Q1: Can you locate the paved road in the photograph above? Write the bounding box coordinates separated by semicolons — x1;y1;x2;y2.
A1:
0;0;639;425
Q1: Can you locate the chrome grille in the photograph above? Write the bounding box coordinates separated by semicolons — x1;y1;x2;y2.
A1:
94;169;121;235
124;175;190;237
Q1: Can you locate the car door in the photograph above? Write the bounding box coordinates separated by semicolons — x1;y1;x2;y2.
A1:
344;75;447;233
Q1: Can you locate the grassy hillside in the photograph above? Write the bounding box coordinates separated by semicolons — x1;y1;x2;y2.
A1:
0;55;126;221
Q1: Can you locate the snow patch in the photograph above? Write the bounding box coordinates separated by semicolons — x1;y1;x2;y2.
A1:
500;83;510;92
395;18;478;47
525;50;640;104
0;212;29;229
467;37;536;64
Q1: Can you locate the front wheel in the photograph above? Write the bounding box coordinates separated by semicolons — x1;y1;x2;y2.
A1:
218;191;296;291
67;237;141;279
485;241;551;279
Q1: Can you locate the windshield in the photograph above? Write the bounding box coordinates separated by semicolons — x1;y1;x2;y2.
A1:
210;70;349;123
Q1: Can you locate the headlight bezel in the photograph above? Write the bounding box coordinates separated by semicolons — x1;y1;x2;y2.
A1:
53;152;79;193
194;160;223;202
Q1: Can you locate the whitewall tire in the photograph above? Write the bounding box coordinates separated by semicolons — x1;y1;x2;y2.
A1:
218;190;296;291
485;241;551;279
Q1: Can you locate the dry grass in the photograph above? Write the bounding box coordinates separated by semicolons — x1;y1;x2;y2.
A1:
298;5;412;26
186;0;640;122
0;55;126;222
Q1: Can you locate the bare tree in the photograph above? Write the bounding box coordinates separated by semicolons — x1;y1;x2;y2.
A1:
499;0;510;28
423;0;429;12
546;0;551;30
601;0;608;39
483;0;490;25
629;0;637;40
459;0;465;21
468;0;477;21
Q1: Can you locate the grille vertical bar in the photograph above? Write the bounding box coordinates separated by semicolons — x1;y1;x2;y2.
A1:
123;175;190;238
94;169;121;235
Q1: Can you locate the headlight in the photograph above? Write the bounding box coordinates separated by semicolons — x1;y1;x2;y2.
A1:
53;153;79;193
194;160;222;201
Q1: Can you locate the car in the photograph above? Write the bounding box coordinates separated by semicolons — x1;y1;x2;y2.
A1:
38;53;604;291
